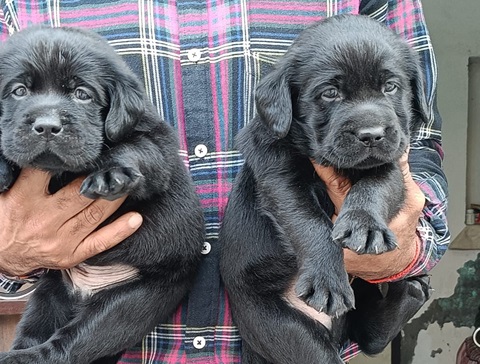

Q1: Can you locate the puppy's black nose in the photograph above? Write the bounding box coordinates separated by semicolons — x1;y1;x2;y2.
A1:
32;116;64;137
356;127;385;146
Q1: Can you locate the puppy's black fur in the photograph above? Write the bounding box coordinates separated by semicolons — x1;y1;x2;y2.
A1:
219;15;431;363
0;27;204;363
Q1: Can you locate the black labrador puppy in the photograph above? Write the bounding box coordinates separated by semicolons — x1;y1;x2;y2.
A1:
0;27;204;364
220;14;431;363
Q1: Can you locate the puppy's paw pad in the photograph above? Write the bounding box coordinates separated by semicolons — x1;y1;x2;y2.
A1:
333;209;397;254
81;167;143;200
295;271;355;317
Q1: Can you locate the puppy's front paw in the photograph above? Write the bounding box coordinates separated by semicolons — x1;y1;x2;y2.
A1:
295;269;355;317
332;209;397;254
80;167;143;200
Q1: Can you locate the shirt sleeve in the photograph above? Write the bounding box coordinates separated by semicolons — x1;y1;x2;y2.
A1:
362;0;450;281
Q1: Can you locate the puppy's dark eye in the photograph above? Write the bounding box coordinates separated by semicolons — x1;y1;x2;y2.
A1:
74;87;92;102
383;82;398;95
320;88;339;102
11;84;28;99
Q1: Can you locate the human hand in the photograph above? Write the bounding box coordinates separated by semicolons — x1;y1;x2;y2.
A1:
313;152;425;281
0;168;143;276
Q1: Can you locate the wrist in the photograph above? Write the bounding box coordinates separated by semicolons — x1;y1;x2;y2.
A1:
0;253;40;278
344;233;420;281
366;234;421;283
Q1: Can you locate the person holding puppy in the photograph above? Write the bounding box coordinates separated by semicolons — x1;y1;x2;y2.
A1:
0;0;449;362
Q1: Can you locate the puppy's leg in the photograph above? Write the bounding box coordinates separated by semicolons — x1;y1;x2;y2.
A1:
348;275;431;355
80;125;180;201
255;167;354;316
11;271;73;350
0;278;188;364
231;293;343;364
221;168;344;364
332;164;404;254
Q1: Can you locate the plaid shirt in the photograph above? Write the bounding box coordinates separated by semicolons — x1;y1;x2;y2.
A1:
0;0;449;362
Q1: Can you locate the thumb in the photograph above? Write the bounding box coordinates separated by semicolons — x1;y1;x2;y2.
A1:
399;151;412;181
312;161;351;216
71;212;143;265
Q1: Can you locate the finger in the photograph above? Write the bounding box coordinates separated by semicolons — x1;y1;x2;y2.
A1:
12;168;51;196
312;162;351;210
399;151;411;180
313;163;351;196
70;212;143;264
48;177;97;215
60;196;128;238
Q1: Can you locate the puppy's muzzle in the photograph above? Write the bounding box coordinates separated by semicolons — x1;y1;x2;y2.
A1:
32;115;64;138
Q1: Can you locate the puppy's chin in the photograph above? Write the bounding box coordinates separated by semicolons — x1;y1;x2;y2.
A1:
348;155;396;170
17;152;88;175
315;146;405;170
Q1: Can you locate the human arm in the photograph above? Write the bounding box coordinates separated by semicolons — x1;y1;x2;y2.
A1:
0;169;142;289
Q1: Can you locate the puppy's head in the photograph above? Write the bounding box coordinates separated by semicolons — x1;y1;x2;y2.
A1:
0;26;146;174
255;15;428;170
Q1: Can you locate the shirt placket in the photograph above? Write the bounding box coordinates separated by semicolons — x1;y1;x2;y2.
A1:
177;1;219;361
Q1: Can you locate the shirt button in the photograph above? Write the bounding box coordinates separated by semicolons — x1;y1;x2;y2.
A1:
201;242;211;255
194;144;208;158
187;48;202;62
193;336;206;349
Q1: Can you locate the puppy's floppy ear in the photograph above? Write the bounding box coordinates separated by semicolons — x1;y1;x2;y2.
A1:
254;67;292;138
105;71;146;142
409;58;430;124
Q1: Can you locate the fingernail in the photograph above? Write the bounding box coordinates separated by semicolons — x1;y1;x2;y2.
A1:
128;214;143;229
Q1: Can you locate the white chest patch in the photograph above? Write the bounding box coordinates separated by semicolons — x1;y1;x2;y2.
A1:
62;263;140;297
